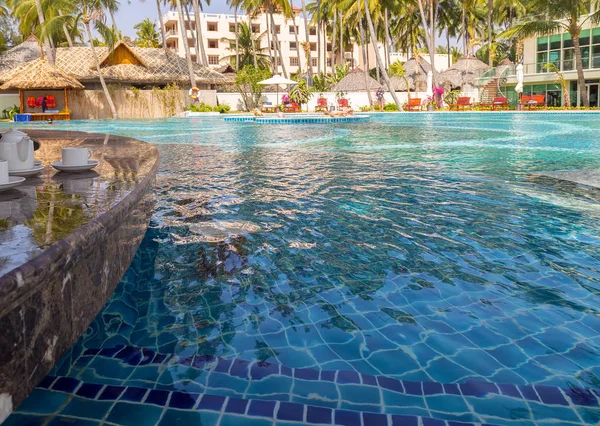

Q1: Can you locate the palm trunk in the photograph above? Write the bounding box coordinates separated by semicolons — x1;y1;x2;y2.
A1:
176;0;197;88
292;13;302;74
192;0;208;66
186;6;199;64
385;9;392;69
301;0;313;81
462;3;467;55
487;0;493;66
363;0;401;111
429;0;437;84
248;13;258;67
234;6;239;71
270;11;288;77
339;11;343;66
317;0;321;75
109;9;118;35
357;4;373;108
85;21;118;119
34;0;55;63
156;0;167;51
331;10;337;71
58;11;74;47
573;34;589;107
322;21;328;73
265;14;274;73
447;28;450;67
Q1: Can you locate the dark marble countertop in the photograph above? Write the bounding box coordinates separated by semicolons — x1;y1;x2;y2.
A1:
0;130;159;316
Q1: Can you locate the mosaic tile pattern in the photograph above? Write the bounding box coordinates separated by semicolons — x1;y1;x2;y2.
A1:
223;115;370;124
5;114;600;425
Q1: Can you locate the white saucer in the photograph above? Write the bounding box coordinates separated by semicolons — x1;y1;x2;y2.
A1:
0;176;26;192
34;160;41;166
52;160;98;172
9;165;44;177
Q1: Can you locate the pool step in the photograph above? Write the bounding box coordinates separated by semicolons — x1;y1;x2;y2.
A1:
46;345;600;426
10;375;502;426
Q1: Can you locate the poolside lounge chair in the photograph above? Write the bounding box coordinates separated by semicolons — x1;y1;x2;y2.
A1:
337;98;349;110
481;97;509;111
449;97;472;111
406;98;422;112
261;102;277;113
315;97;328;113
521;95;546;110
283;102;301;113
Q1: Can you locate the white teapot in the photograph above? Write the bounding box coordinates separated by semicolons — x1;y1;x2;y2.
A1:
0;128;34;171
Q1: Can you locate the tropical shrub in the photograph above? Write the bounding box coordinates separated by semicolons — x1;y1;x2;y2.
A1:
289;80;312;107
1;104;19;120
383;103;399;111
235;65;271;111
359;105;371;112
187;102;214;112
444;90;461;106
312;73;329;92
213;105;231;113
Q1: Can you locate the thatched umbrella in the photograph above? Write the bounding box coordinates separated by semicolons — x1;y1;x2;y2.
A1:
332;67;381;92
439;55;490;90
0;59;84;116
389;57;441;92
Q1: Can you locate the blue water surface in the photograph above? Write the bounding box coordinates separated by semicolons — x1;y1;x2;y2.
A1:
5;113;600;426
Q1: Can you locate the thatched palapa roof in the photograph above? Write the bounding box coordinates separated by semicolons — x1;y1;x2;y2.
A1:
332;67;381;92
439;55;490;89
389;57;441;92
0;35;42;73
0;40;227;86
0;58;84;90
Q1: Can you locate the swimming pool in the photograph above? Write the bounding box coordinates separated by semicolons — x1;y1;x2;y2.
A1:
4;113;600;425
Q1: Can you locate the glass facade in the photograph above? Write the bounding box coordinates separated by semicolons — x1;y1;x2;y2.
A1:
536;29;600;72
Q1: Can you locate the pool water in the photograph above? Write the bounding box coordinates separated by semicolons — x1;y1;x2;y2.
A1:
5;113;600;425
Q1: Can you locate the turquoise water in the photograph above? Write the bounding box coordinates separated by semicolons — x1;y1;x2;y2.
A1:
5;113;600;425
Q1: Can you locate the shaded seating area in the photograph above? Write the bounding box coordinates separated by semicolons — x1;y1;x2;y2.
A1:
0;58;83;121
406;98;422;111
449;97;473;111
521;94;546;110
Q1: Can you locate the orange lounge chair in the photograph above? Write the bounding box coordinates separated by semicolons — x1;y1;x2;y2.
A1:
337;98;349;109
449;97;472;111
406;98;422;112
315;97;328;112
521;94;546;110
261;102;277;113
283;102;301;113
481;97;509;111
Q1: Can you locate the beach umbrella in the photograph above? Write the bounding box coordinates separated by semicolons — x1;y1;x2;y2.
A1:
426;71;433;96
258;74;297;111
515;63;524;94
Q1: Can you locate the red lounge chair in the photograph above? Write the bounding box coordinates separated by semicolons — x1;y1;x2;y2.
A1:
482;97;509;111
315;97;328;112
449;97;472;111
283;102;301;113
337;98;349;109
406;98;422;112
521;95;546;110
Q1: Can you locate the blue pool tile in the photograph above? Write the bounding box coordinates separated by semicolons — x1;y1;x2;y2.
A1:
321;370;336;381
247;399;276;417
52;377;80;393
334;409;361;426
337;370;360;384
295;367;319;380
423;382;444;395
192;354;215;369
391;416;418;426
169;391;199;409
47;417;100;425
281;365;293;377
2;413;46;426
153;353;168;364
518;385;541;402
378;376;403;393
215;358;233;373
448;422;475;426
277;402;304;421
98;385;125;401
363;412;388;426
17;389;69;414
37;376;57;389
75;383;103;399
250;361;279;380
106;402;163;426
198;394;226;411
362;374;377;386
225;397;248;414
230;359;250;378
564;387;599;406
307;405;333;424
145;389;169;406
98;346;123;358
60;397;113;420
497;383;521;398
120;387;147;402
423;418;447;426
115;347;142;365
403;381;422;395
534;385;569;406
139;348;155;365
459;381;499;397
83;348;101;356
159;409;219;424
443;383;461;395
178;356;194;367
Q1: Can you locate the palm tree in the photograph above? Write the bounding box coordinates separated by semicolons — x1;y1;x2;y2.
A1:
134;18;160;47
301;0;313;81
226;0;243;71
363;0;401;109
501;0;600;107
139;0;168;51
221;21;270;68
173;0;197;87
101;0;120;35
416;0;438;85
191;0;209;66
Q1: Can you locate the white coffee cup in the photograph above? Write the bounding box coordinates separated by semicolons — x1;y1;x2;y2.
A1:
62;147;92;166
0;160;8;184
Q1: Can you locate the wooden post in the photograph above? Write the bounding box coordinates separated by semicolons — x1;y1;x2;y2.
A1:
64;88;69;115
19;89;24;113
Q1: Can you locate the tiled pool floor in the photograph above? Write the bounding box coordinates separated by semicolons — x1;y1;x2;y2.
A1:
4;115;600;425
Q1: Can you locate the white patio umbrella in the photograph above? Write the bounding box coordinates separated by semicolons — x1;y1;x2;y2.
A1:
515;63;524;94
258;74;298;111
426;71;434;97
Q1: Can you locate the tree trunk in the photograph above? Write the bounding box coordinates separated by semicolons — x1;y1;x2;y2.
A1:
572;34;589;107
292;13;302;75
109;9;118;35
339;11;343;66
186;6;199;64
34;0;55;63
357;4;373;108
58;11;74;47
317;0;321;75
85;21;118;119
373;23;380;81
270;11;288;77
416;0;436;85
363;0;402;111
265;13;274;73
248;13;258;68
156;0;167;51
447;28;450;67
192;0;208;66
301;0;313;81
176;0;197;88
331;9;337;71
385;9;392;69
234;6;239;71
487;0;493;66
462;2;467;55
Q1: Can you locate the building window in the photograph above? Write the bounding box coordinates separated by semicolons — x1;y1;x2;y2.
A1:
311;57;317;67
208;39;218;49
289;26;297;34
290;57;299;66
309;27;316;36
252;24;260;33
207;22;218;31
229;23;236;32
270;41;280;50
327;43;332;52
290;41;297;51
275;25;280;34
208;55;220;65
310;42;316;51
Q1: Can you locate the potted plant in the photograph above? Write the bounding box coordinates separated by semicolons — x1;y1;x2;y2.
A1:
424;86;445;111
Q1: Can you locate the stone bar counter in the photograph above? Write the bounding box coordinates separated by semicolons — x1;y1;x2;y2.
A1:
0;130;159;416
